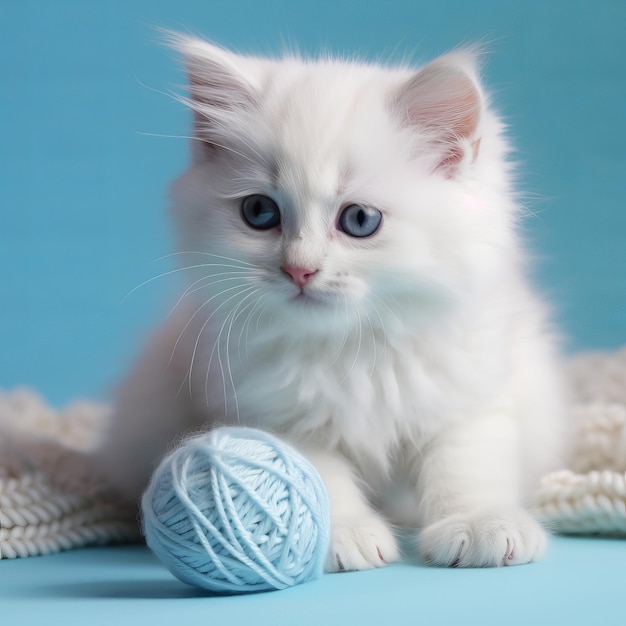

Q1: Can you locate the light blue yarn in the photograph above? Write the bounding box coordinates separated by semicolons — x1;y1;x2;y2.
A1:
141;427;331;593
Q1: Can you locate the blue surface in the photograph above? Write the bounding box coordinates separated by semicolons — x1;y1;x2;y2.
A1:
1;537;624;625
0;1;625;623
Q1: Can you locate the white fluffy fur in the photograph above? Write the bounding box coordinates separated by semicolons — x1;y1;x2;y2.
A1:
94;35;568;571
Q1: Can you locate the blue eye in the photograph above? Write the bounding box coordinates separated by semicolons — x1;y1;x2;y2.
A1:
241;195;281;230
338;204;382;238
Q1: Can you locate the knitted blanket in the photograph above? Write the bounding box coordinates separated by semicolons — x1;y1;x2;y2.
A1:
0;393;138;558
1;348;625;559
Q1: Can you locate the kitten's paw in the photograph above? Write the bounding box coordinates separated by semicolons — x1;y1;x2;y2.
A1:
419;508;547;568
326;515;399;572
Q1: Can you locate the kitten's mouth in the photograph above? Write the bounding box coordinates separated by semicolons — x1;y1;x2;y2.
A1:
292;288;328;306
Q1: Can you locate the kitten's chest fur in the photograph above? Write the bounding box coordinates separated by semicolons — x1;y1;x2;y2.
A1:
181;306;496;472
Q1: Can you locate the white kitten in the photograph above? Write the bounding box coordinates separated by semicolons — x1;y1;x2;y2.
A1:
94;34;568;570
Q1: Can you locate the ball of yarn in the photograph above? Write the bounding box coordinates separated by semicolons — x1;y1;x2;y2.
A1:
141;427;330;593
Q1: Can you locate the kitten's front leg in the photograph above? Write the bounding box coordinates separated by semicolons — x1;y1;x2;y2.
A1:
416;412;547;568
299;447;399;572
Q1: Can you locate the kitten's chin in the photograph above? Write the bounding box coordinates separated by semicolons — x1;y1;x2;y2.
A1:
273;287;345;327
285;289;373;334
291;289;332;307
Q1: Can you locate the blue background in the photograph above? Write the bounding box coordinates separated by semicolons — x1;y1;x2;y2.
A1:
1;0;625;408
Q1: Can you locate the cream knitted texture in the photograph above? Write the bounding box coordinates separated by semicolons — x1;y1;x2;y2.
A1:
0;389;138;559
534;347;626;534
0;348;625;559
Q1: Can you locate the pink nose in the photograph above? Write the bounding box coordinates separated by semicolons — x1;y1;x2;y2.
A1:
281;266;318;288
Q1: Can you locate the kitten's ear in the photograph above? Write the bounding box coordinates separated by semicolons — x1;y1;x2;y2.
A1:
392;53;483;175
166;33;260;160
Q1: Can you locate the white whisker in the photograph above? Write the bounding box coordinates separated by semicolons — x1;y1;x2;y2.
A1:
212;307;240;420
167;272;250;318
212;287;263;421
367;300;389;365
370;291;404;328
361;306;378;382
137;130;259;165
156;251;255;267
122;262;251;303
170;283;255;373
255;298;272;334
190;285;257;401
338;297;363;386
327;295;350;368
236;292;267;365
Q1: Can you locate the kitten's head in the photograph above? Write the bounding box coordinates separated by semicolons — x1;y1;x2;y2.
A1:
168;35;517;337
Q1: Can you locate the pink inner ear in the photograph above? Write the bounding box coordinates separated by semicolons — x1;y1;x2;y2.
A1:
438;137;481;172
171;36;259;162
437;144;464;169
394;59;483;172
